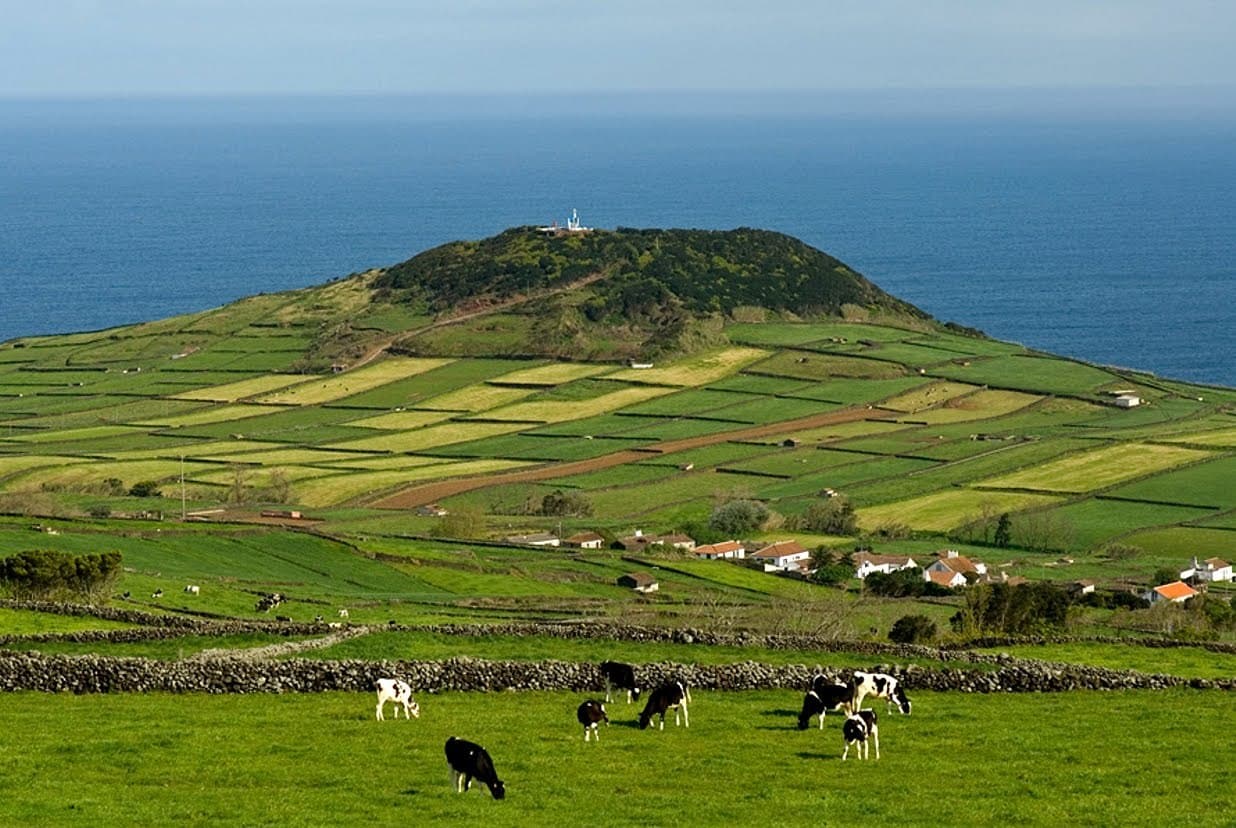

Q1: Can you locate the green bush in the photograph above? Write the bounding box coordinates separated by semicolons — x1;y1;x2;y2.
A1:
0;549;123;600
889;614;938;644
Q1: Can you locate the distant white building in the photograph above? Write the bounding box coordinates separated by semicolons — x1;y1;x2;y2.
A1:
853;551;917;580
1183;557;1233;583
750;540;811;572
694;540;745;560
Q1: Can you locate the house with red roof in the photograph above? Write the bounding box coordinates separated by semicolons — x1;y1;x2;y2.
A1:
1143;580;1198;604
853;551;917;579
750;540;810;572
694;540;745;560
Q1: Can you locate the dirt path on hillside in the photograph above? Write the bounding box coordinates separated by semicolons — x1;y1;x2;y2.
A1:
374;406;887;509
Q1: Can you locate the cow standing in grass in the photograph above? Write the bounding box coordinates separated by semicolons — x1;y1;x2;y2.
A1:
798;677;853;730
599;661;641;704
842;710;879;760
577;700;609;742
638;682;689;731
851;671;911;716
445;737;505;800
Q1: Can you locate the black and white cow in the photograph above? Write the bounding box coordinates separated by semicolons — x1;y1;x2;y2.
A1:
841;709;879;761
576;699;609;742
638;681;690;731
375;678;420;721
599;661;642;704
851;671;911;716
445;737;505;800
797;677;853;730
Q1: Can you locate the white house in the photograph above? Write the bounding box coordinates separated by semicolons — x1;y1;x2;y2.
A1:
694;540;745;560
506;532;560;547
1184;556;1233;583
923;550;987;584
617;572;659;593
1114;394;1142;408
750;540;811;572
565;531;605;550
853;551;917;579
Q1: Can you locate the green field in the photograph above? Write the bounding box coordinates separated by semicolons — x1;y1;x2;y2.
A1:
0;690;1232;826
980;443;1212;493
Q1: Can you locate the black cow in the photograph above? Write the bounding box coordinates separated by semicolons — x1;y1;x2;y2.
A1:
638;681;690;731
445;737;505;799
797;679;853;730
851;671;911;716
577;699;609;742
599;661;641;704
842;709;879;760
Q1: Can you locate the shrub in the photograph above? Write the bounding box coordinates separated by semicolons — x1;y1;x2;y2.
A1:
798;497;858;535
708;499;768;536
0;549;123;600
128;481;162;498
538;490;593;518
889;614;938;645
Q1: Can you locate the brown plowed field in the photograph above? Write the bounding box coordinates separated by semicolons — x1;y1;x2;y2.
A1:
373;406;888;509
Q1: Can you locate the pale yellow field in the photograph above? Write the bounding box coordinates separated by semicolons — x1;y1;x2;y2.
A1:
3;459;217;491
293;459;530;506
907;390;1042;424
482;385;674;423
1164;427;1236;448
417;385;535;413
488;363;612;385
858;490;1062;532
346;410;456;430
4;425;144;444
0;454;87;480
879;381;980;413
979;442;1212;493
189;465;340;485
256;357;454;405
764;419;909;445
137;403;288;428
329;420;526;453
313;455;457;471
193;447;382;466
609;347;770;386
101;441;288;460
172;374;314;402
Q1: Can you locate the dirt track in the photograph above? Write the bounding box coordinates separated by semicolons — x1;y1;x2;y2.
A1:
373;406;886;509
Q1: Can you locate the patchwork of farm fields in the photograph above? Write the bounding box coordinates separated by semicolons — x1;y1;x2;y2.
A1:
1;314;1234;566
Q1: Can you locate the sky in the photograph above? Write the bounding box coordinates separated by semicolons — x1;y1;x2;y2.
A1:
2;1;1234;102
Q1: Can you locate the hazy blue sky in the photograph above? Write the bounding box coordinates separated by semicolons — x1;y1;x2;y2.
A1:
3;1;1233;99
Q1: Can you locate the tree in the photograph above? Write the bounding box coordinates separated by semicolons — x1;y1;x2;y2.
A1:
889;614;938;645
227;465;251;505
799;496;858;535
993;513;1012;548
128;480;161;498
708;499;768;536
266;470;292;504
0;549;122;600
1152;566;1180;586
433;506;485;540
539;489;592;517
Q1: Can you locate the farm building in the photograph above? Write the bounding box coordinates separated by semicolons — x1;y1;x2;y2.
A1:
565;531;605;550
617;572;659;593
1143;581;1198;604
924;550;987;582
1068;579;1097;596
853;551;917;579
749;540;810;572
616;531;696;552
1181;557;1233;583
506;532;561;547
694;540;745;560
926;569;967;589
1114;394;1142;408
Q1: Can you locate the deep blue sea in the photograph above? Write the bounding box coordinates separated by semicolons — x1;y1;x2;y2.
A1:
2;107;1234;385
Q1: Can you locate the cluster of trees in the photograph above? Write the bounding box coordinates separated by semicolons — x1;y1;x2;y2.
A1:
864;567;955;598
0;549;123;600
950;581;1072;636
707;499;769;537
536;490;593;518
888;614;939;644
785;496;858;536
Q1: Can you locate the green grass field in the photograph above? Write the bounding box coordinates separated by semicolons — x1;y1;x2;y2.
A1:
0;690;1231;826
980;443;1212;493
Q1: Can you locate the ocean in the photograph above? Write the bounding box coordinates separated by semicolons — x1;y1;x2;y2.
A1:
2;105;1234;385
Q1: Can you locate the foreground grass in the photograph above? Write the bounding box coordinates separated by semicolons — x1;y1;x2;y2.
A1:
0;690;1232;826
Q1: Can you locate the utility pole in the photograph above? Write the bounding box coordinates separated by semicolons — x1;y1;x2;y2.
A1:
180;455;186;521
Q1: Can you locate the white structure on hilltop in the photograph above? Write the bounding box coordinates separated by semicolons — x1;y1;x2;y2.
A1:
538;208;592;234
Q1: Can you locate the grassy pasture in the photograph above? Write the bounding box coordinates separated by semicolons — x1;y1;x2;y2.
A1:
857;490;1061;533
2;458;218;491
482;385;673;424
0;606;138;635
720;447;882;478
929;354;1121;396
326;359;525;409
750;350;907;381
837;340;965;367
417;384;536;413
428;434;637;462
707;395;837;425
608;417;748;441
139;403;290;428
980;443;1213;494
638;441;780;469
618;388;755;418
1120;526;1236;565
172;374;313;402
756;418;909;446
540;463;681;490
969;642;1236;680
0;454;87;481
3;424;145;445
294;460;531;507
706;375;811;395
257;358;454;405
0;398;209;431
102;440;287;461
608;347;769;386
487;362;611;386
878;381;979;413
726;320;912;346
1;690;1231;827
346;410;457;430
1035;498;1218;552
1163;425;1236;448
905;389;1042;425
1106;455;1236;509
753;456;938;500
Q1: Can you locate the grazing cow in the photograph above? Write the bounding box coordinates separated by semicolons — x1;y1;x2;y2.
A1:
797;679;853;730
275;615;291;622
151;589;163;599
851;671;911;716
122;591;131;599
445;737;505;800
313;615;324;623
638;681;690;731
338;608;350;619
599;661;641;704
576;700;609;742
375;678;420;721
183;585;199;595
842;710;879;760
